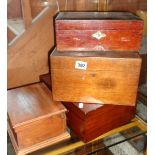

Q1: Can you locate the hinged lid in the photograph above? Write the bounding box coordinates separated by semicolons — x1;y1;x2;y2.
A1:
63;102;135;120
7;83;66;131
63;102;103;120
56;12;143;30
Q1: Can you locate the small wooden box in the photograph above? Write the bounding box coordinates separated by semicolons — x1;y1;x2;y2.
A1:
55;12;143;52
50;49;141;106
7;83;67;150
63;102;135;142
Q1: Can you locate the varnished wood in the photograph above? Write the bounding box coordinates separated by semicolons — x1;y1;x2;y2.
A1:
30;0;49;18
55;12;143;52
40;73;52;90
107;0;139;13
107;0;147;13
21;0;32;29
74;0;98;11
7;27;16;43
7;0;23;19
63;102;135;142
51;49;141;106
139;54;147;85
7;83;67;149
7;5;58;89
57;0;102;11
8;121;70;155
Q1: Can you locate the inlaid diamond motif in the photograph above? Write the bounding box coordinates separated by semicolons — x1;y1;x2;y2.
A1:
92;31;106;40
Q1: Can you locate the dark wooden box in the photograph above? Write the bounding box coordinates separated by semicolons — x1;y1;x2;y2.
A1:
50;49;141;106
63;102;135;142
7;83;67;150
55;12;143;52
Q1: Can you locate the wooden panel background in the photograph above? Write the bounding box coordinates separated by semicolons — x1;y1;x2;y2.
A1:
7;0;23;19
7;5;58;89
57;0;106;11
56;0;146;12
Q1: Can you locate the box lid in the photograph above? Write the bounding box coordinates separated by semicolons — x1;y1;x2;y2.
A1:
56;12;141;20
63;102;103;120
55;12;143;30
63;102;135;120
7;83;66;130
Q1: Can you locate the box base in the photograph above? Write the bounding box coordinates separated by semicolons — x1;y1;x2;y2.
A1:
7;122;70;155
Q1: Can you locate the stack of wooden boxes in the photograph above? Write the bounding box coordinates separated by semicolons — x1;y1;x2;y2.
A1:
50;12;144;142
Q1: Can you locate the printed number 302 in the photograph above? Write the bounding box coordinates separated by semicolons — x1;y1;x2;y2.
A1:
75;61;87;70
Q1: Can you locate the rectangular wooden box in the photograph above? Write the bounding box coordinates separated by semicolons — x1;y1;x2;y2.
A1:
55;12;143;52
63;102;135;142
50;49;141;106
7;83;67;149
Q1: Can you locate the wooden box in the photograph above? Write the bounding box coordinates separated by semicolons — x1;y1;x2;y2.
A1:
50;49;141;106
55;12;143;52
63;102;135;142
7;83;68;151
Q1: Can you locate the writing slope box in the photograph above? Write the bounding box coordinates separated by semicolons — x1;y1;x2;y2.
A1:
63;102;135;142
50;49;142;106
55;12;143;52
7;83;67;149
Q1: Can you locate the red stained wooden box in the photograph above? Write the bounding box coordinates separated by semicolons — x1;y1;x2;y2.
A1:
63;102;135;142
55;12;144;52
50;49;141;106
7;83;67;150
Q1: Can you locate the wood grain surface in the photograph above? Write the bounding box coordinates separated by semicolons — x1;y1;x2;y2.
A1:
51;49;141;106
7;83;67;149
7;5;58;89
55;12;143;51
107;0;147;13
7;27;16;43
7;0;23;19
8;119;70;155
40;73;52;90
63;102;135;142
21;0;32;29
7;83;66;129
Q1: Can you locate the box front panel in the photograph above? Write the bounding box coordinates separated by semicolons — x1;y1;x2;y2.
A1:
51;56;141;106
65;103;135;142
17;114;66;149
56;30;142;51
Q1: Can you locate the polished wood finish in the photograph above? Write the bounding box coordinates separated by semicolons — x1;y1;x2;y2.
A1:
51;49;141;106
21;0;32;29
55;0;146;12
7;0;23;19
8;121;70;155
63;102;135;142
7;5;58;89
55;12;143;52
57;0;102;11
7;27;16;43
107;0;139;13
40;73;52;90
7;83;67;149
107;0;147;13
139;54;147;85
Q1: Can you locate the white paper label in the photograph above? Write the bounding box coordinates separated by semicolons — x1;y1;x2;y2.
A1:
75;61;87;70
79;103;84;109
